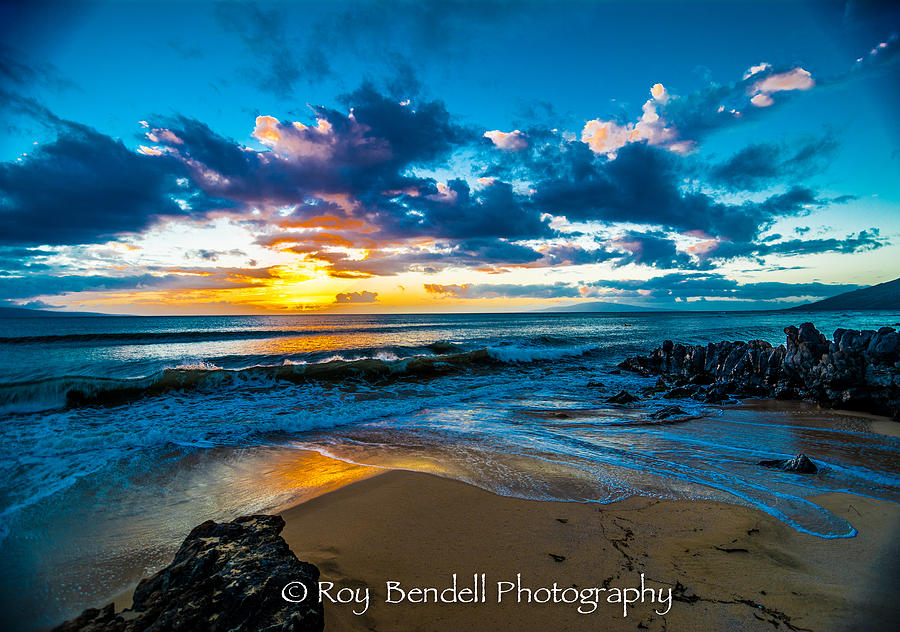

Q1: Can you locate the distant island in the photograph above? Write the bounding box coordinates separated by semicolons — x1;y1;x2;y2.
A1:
789;277;900;311
0;306;115;318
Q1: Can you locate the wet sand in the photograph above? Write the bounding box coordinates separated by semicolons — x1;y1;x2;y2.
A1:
281;469;900;632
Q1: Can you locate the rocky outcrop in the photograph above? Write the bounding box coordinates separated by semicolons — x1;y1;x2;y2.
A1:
649;405;688;420
618;323;900;419
758;454;819;474
53;515;324;632
606;389;640;404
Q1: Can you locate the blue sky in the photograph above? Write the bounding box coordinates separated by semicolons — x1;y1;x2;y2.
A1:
1;0;898;313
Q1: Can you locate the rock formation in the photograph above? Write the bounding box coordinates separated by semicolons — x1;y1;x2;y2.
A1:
758;454;819;474
619;323;900;419
53;514;324;632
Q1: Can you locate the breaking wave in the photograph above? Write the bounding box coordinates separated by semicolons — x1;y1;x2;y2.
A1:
0;340;599;415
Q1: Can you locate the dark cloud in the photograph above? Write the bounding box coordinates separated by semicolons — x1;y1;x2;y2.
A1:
704;229;886;262
155;84;473;212
0;67;878;305
0;246;56;273
0;43;76;93
609;231;694;269
372;179;551;242
651;64;816;143
709;137;839;191
532;142;818;241
304;238;547;279
186;249;247;262
214;2;322;96
0;121;231;246
334;290;378;304
0;273;179;298
0;267;279;299
588;273;862;303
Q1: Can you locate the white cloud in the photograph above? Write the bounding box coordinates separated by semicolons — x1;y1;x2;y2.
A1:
753;68;814;94
747;67;814;109
743;62;772;79
750;93;774;108
581;82;688;157
484;129;528;151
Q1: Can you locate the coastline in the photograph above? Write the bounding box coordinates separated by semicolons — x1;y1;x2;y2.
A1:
278;468;900;631
24;318;900;631
46;401;900;631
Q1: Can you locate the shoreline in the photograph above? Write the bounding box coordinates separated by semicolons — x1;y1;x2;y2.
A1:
50;402;900;631
278;468;900;631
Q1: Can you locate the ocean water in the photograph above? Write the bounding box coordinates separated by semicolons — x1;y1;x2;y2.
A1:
1;311;899;630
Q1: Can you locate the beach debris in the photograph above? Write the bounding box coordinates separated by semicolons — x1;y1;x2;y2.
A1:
757;454;818;474
649;406;688;420
618;323;900;419
606;389;640;404
53;515;324;632
555;518;569;524
548;553;567;562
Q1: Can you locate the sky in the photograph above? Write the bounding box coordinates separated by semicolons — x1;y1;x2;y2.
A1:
0;0;898;314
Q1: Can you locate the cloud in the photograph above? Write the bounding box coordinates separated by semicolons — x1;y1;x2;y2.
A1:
709;136;839;190
578;63;817;159
532;142;818;241
186;249;247;262
0;70;876;306
0;43;76;93
587;273;861;303
0;121;228;246
0;266;284;300
214;2;323;96
701;229;886;262
850;33;900;74
581;82;683;158
334;290;378;304
608;231;694;269
636;64;818;146
424;282;582;299
748;68;814;108
484;129;528;151
150;84;472;213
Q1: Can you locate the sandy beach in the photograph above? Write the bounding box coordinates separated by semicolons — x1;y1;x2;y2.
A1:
280;468;900;632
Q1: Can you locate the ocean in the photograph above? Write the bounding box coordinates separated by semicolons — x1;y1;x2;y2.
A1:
1;311;899;629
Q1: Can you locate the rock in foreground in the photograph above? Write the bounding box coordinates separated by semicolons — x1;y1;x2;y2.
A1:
618;323;900;419
53;514;323;632
758;454;819;474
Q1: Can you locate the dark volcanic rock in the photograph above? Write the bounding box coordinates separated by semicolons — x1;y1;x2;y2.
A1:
53;515;324;632
663;385;700;399
618;323;900;418
649;405;688;420
607;389;640;404
758;454;819;474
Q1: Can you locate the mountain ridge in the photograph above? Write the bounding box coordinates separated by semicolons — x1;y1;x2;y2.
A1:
788;277;900;311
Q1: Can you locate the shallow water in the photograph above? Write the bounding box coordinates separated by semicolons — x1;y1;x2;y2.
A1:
1;310;899;630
